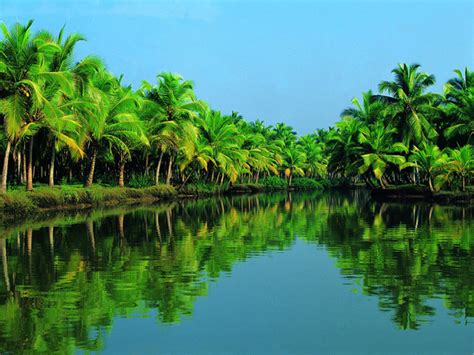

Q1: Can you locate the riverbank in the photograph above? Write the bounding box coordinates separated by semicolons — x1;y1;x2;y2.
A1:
0;179;325;217
371;185;474;205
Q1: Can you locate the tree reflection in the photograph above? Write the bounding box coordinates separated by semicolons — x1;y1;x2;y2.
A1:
0;191;472;352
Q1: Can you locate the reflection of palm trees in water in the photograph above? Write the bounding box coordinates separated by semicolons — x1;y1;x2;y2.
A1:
0;191;472;352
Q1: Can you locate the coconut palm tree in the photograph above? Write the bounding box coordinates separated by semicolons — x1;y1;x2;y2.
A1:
404;143;450;192
378;63;439;146
298;134;326;178
444;68;474;145
81;69;146;187
357;121;408;188
326;116;362;178
282;144;306;186
142;72;204;185
0;20;47;192
341;90;386;125
198;109;247;184
447;145;473;191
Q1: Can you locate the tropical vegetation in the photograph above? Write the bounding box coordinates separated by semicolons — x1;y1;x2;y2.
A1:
0;21;472;197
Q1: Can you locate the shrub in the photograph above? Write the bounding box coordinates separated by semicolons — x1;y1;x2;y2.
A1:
0;192;37;214
291;177;324;190
260;176;287;190
180;182;224;195
129;173;154;188
143;185;177;198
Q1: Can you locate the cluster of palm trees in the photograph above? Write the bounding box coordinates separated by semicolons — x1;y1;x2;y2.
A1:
0;21;325;193
325;64;473;192
0;21;472;194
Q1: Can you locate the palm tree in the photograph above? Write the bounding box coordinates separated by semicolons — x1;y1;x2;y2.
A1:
326;116;362;178
357;121;408;188
341;90;386;125
447;145;473;191
81;69;146;187
41;27;102;187
273;122;297;146
378;63;439;146
404;143;450;192
198;109;247;184
0;20;44;192
298;134;326;178
282;144;306;186
444;68;474;145
142;72;204;185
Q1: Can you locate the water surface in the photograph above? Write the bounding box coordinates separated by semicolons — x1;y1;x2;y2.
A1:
0;191;472;354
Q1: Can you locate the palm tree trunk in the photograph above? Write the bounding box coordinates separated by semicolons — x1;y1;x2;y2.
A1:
155;151;164;185
26;137;34;191
462;174;466;192
84;148;97;188
22;144;26;184
49;145;55;187
1;140;11;193
145;154;150;176
16;150;21;185
428;176;435;193
166;155;174;185
118;161;125;187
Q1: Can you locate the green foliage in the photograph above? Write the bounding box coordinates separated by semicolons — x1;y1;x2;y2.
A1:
259;176;287;189
128;173;154;188
180;182;226;195
291;177;324;190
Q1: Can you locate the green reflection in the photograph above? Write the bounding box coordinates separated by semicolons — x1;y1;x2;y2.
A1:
0;191;473;353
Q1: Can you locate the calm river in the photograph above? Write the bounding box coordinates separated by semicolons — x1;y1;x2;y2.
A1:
0;190;472;354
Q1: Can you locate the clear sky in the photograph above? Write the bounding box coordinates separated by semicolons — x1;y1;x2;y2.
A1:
1;0;473;133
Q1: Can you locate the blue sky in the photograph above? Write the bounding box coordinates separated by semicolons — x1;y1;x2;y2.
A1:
1;0;473;133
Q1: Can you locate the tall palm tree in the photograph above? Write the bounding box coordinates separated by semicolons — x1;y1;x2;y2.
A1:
444;68;474;145
0;20;46;192
357;121;408;188
298;134;326;178
41;27;101;187
326;116;362;178
81;69;146;187
378;63;439;146
341;90;386;125
198;109;247;184
282;144;306;186
142;72;204;185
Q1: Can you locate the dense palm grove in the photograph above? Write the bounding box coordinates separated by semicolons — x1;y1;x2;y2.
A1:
0;21;473;194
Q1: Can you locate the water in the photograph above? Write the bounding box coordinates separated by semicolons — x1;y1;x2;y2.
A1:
0;190;472;354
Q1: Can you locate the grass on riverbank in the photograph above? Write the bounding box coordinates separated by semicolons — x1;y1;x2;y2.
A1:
0;184;177;215
0;177;326;214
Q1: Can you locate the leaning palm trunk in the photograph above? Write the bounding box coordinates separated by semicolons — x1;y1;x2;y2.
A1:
428;175;435;193
49;145;55;187
155;151;164;185
1;141;11;193
118;161;125;187
26;137;34;191
166;155;174;185
84;148;97;188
